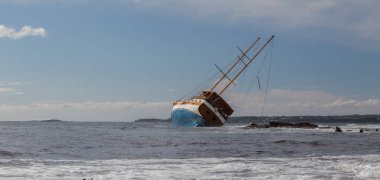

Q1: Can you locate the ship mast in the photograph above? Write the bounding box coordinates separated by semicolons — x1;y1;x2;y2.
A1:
219;35;275;95
209;37;261;92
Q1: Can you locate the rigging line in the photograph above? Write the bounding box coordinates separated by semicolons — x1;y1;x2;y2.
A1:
219;35;274;95
243;39;271;116
257;75;261;89
251;42;271;88
232;41;270;98
208;46;247;93
261;40;275;117
232;43;271;116
256;43;271;76
211;37;261;92
178;42;247;101
176;71;220;101
177;40;243;101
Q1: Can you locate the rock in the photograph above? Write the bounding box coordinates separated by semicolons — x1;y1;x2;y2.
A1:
247;122;258;128
245;123;270;128
268;121;293;127
259;124;270;128
268;121;318;129
335;127;342;132
359;129;364;133
296;123;319;128
246;121;318;129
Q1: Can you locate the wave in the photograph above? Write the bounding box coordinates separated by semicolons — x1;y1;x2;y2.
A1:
0;150;22;158
1;155;379;179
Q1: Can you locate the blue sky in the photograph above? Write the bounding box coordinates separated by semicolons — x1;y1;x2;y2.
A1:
1;0;380;121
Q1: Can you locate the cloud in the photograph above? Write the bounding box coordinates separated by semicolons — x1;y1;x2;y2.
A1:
1;1;379;45
0;25;47;39
128;0;380;46
0;0;81;4
0;101;171;111
0;87;14;93
226;89;380;116
130;0;334;26
0;87;24;95
0;101;172;121
7;81;22;86
0;82;25;95
0;81;23;86
0;89;379;121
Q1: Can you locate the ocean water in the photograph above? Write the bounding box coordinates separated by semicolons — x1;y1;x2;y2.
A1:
0;121;380;179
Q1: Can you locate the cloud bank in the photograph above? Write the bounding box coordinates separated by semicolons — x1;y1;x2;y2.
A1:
227;89;380;116
0;89;379;121
1;1;379;45
0;25;47;39
129;0;380;46
0;101;172;121
0;87;14;93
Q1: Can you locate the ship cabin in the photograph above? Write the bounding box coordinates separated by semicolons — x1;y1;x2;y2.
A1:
195;91;234;119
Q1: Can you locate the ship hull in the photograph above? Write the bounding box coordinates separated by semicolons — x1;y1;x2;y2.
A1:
171;97;228;127
171;108;205;127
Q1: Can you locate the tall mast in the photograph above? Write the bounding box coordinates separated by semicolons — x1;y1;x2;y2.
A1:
219;35;275;95
209;37;261;91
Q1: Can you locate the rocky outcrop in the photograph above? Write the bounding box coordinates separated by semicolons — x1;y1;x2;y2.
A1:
268;122;318;128
246;121;318;129
335;127;342;132
246;123;270;128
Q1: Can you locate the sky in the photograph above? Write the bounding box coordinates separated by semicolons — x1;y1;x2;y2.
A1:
0;0;380;121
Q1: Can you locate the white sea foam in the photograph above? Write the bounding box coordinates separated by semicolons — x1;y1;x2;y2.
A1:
1;155;379;179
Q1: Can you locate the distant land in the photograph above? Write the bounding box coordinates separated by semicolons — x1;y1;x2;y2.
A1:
228;114;380;124
32;119;64;122
134;118;171;123
135;115;380;124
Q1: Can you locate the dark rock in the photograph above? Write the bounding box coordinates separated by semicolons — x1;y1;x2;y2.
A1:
245;123;270;128
246;121;318;129
268;121;293;127
360;129;364;133
335;127;342;132
268;121;318;129
247;122;258;128
296;123;319;128
260;125;270;128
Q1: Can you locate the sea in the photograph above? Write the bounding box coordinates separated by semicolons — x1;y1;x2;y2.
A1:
0;119;379;179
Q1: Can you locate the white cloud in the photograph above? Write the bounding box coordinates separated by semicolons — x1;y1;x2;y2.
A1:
128;0;380;46
1;1;379;45
0;90;379;121
226;89;380;116
0;87;14;93
0;83;24;95
0;101;171;111
0;25;47;39
7;81;22;85
0;0;83;4
0;101;172;121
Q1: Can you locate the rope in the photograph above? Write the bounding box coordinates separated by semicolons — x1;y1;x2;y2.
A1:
176;71;219;101
260;40;274;117
176;48;239;101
